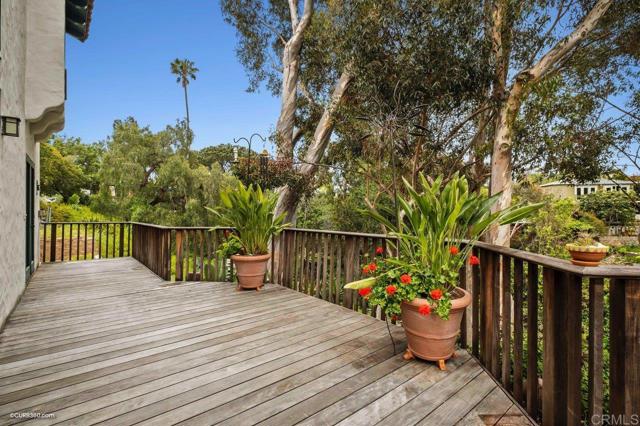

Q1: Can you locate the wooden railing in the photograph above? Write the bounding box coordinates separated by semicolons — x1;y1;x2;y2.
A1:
271;228;393;314
40;222;131;262
39;222;639;424
130;223;234;282
274;228;640;426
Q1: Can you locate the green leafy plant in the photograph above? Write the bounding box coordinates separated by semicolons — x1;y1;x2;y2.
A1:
346;173;543;319
579;191;637;226
207;182;288;256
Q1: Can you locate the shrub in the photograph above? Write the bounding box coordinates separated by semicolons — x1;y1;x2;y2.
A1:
579;191;637;226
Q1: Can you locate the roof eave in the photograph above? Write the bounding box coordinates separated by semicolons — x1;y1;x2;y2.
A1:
65;0;94;42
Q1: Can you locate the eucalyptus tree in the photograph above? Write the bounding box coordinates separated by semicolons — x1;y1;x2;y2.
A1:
483;0;639;245
170;58;199;132
222;0;356;221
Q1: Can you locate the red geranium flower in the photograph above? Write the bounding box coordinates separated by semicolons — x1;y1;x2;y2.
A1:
375;246;384;255
449;246;459;255
419;304;431;316
386;285;396;296
358;287;372;297
368;262;377;272
362;264;371;274
430;289;443;300
400;274;412;284
469;255;480;266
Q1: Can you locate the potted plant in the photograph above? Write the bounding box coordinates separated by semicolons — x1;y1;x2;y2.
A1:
566;235;609;266
345;174;542;369
208;182;288;290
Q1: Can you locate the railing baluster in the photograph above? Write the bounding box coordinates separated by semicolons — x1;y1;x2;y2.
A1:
50;223;57;261
542;269;582;425
119;223;125;257
61;223;65;261
609;278;640;420
526;262;539;418
75;223;80;261
588;277;604;424
175;230;183;281
42;223;48;263
501;255;512;390
459;263;468;348
471;247;480;357
68;223;72;261
513;259;524;404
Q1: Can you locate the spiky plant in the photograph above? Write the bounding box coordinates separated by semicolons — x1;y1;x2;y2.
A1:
208;182;288;256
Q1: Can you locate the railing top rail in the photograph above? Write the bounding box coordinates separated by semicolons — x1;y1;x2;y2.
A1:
283;227;392;239
130;222;234;231
41;222;640;279
471;240;639;279
283;227;640;279
41;221;129;225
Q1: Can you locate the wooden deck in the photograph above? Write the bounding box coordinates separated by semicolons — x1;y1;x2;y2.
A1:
0;258;533;426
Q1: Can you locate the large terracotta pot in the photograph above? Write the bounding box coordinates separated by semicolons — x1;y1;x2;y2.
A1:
231;253;271;290
401;287;471;370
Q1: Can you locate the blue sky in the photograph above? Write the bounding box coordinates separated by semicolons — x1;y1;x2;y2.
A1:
63;0;279;150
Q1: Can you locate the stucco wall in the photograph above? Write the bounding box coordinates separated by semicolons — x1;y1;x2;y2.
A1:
0;0;64;329
539;185;575;199
1;0;29;328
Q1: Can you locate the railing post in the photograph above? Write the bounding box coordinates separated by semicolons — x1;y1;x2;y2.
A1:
609;278;640;421
542;269;583;425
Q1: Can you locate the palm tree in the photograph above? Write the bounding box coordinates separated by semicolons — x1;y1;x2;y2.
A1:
170;58;199;130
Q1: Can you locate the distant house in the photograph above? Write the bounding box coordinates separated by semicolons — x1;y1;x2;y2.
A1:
539;179;635;199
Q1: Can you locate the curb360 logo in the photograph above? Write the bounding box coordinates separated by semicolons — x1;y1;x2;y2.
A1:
592;415;640;425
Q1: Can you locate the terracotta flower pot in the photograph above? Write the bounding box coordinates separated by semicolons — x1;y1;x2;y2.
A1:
565;243;609;267
401;287;472;370
231;253;271;290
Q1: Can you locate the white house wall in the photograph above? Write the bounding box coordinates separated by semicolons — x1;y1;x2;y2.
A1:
0;0;65;329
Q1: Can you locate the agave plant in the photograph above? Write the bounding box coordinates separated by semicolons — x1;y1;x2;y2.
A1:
346;173;543;318
207;183;288;256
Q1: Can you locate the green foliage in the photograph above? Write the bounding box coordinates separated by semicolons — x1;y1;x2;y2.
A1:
170;58;198;87
208;183;288;255
356;173;542;318
49;135;104;192
40;142;87;200
579;191;637;226
95;117;238;226
68;194;80;205
41;199;109;222
513;187;608;258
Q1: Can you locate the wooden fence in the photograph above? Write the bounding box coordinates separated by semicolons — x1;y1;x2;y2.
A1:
39;223;639;425
273;228;640;426
40;222;131;262
130;223;234;282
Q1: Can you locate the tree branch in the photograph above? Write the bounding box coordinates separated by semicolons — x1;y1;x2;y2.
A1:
288;0;299;30
523;0;614;83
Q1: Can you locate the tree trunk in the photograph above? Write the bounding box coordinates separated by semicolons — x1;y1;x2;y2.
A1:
183;83;190;130
274;0;314;160
487;0;613;246
489;84;524;246
274;68;353;222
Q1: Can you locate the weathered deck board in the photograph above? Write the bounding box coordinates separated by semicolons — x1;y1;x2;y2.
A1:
0;258;533;425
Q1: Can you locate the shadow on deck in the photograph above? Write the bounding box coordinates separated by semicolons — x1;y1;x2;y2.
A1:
0;258;532;425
